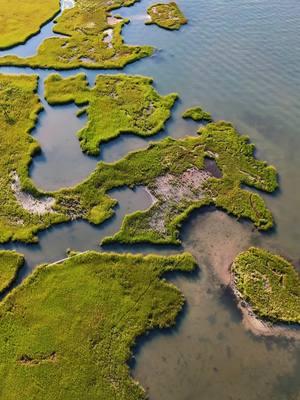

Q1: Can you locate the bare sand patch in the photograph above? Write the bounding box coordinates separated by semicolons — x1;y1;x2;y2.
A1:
107;16;123;25
62;0;75;10
103;28;113;48
230;272;300;339
145;168;212;235
11;173;55;215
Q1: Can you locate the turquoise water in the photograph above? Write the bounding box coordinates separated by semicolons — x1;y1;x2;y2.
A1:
0;0;300;398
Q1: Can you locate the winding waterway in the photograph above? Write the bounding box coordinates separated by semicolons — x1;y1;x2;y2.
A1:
0;0;300;398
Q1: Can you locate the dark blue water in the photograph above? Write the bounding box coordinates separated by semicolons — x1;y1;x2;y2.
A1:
0;0;300;398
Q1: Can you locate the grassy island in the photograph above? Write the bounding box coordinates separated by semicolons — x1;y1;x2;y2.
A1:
232;247;300;324
0;0;60;49
45;73;178;155
146;2;187;30
0;0;153;69
0;251;196;399
0;251;24;294
182;106;212;122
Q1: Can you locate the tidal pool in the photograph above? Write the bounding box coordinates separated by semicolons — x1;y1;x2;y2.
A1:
0;0;299;398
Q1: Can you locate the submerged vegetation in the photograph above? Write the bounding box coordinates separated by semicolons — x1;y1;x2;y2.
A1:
45;73;177;155
0;251;24;294
0;250;196;399
0;0;60;49
0;0;153;69
232;247;300;324
146;2;187;30
182;106;212;122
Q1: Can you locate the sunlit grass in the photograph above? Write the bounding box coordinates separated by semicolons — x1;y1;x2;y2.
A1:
0;0;59;49
0;250;196;399
232;247;300;323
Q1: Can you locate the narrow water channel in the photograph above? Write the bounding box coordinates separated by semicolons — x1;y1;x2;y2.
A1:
0;0;299;398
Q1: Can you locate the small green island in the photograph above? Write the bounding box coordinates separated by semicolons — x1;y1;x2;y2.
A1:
0;250;196;399
232;247;300;324
0;250;24;294
0;0;60;49
182;106;212;122
146;2;187;30
0;0;153;69
45;73;178;155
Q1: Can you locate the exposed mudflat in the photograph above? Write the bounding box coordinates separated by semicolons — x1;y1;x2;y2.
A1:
146;167;211;234
230;271;300;340
11;173;55;215
103;28;114;48
107;16;122;25
62;0;75;10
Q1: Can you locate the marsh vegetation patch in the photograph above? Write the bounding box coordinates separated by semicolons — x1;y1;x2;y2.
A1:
0;76;278;246
182;106;212;122
0;250;24;294
0;0;60;49
0;251;196;399
146;2;187;30
0;74;66;243
45;73;178;155
102;121;278;245
232;247;300;324
0;0;153;69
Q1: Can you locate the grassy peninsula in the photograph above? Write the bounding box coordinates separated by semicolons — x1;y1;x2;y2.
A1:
182;106;212;122
146;2;187;30
0;251;196;399
232;247;300;324
0;0;153;69
0;74;66;243
0;251;24;294
0;0;60;49
100;121;277;244
45;73;178;155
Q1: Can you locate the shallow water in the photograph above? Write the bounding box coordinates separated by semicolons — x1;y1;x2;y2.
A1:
0;0;300;398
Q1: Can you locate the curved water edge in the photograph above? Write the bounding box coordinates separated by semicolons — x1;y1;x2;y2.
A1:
0;0;299;398
132;209;300;400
